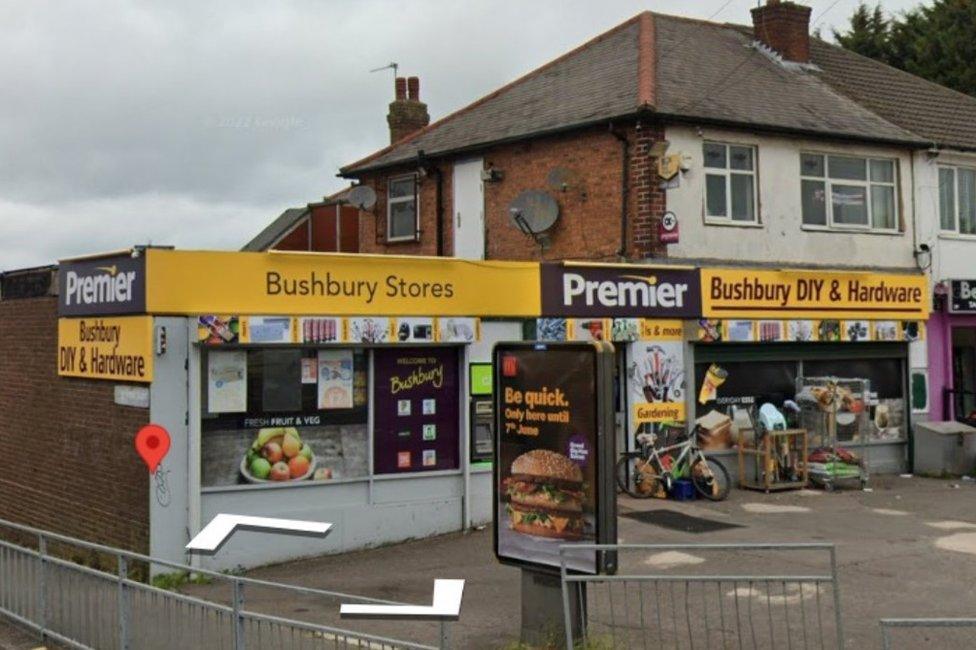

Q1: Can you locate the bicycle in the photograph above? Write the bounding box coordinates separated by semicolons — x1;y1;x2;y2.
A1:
615;429;731;501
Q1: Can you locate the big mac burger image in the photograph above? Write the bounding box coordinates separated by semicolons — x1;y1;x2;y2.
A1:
503;449;587;540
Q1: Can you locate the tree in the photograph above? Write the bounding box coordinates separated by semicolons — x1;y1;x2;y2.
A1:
833;0;976;97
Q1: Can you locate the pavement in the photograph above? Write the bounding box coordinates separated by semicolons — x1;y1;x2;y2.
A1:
178;474;976;649
0;620;47;650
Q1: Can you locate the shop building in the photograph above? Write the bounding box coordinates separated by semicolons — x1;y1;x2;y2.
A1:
327;1;976;470
0;247;927;572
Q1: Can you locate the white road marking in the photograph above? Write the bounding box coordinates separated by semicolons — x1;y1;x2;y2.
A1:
872;508;909;516
935;532;976;556
741;503;811;514
925;520;976;530
644;551;705;569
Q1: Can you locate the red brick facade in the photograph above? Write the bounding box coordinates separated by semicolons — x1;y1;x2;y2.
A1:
0;296;149;553
354;121;668;261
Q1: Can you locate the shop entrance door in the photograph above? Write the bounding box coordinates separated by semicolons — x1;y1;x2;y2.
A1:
951;327;976;419
452;158;485;259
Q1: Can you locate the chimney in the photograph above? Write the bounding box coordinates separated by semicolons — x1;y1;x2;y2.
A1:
751;0;813;63
387;76;430;144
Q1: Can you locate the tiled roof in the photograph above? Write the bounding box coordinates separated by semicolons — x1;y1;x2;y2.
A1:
241;207;308;252
341;10;975;175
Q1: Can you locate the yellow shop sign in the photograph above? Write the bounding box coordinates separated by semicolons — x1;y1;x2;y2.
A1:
58;316;153;382
633;402;686;423
146;249;541;317
701;268;929;320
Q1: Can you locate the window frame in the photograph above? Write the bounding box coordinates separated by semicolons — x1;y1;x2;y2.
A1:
702;141;760;226
386;174;419;243
800;152;900;233
938;164;976;236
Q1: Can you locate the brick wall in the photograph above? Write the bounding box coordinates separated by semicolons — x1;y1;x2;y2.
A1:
353;122;669;262
358;164;455;257
0;297;149;553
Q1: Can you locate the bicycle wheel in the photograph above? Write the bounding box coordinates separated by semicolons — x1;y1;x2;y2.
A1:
690;456;731;501
615;455;663;499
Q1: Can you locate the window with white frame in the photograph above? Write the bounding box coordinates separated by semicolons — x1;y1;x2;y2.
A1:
938;165;976;235
800;153;898;230
703;142;758;223
387;175;418;241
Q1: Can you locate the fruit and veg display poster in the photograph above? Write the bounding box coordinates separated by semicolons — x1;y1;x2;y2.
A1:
317;349;353;409
208;350;247;413
494;343;601;573
372;347;459;474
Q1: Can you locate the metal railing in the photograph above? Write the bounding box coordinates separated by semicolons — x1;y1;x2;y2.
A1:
561;543;843;649
0;516;448;649
880;617;976;650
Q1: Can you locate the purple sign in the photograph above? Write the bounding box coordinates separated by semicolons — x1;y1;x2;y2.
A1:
372;347;459;474
540;262;701;318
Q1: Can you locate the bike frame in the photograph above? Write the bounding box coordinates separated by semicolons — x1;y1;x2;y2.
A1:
644;437;702;475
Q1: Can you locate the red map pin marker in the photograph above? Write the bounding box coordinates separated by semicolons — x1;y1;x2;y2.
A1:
135;424;171;474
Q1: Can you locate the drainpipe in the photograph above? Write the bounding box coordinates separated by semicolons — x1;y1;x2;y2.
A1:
610;123;630;260
417;150;445;256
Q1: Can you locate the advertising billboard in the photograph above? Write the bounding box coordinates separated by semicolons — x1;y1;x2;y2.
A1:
493;342;616;574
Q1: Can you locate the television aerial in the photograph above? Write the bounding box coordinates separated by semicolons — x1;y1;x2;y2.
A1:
508;190;560;250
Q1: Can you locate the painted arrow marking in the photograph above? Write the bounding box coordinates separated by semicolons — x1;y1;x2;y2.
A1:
186;514;332;554
340;579;464;621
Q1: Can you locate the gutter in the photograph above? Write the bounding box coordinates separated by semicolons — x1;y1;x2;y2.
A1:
338;112;932;178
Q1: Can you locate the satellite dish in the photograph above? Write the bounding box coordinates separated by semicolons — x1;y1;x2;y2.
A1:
508;190;560;237
347;185;377;210
547;167;580;191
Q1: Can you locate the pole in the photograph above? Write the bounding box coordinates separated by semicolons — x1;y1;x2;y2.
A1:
118;555;129;650
233;578;245;650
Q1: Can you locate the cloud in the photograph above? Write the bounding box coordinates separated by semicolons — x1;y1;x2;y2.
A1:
0;0;921;270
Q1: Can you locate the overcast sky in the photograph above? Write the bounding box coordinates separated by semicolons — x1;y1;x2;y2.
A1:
0;0;924;270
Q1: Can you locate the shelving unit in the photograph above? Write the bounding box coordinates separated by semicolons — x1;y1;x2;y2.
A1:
738;428;809;492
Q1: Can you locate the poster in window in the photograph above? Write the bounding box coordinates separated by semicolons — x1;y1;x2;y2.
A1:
208;350;247;413
317;349;354;409
373;347;459;474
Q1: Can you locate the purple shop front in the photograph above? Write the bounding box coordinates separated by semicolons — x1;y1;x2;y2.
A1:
372;347;461;474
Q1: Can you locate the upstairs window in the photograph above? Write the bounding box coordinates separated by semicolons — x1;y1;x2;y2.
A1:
703;142;758;223
800;153;898;231
387;175;418;241
939;166;976;235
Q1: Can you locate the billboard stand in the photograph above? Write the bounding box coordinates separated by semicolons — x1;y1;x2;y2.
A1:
493;341;617;645
520;568;584;646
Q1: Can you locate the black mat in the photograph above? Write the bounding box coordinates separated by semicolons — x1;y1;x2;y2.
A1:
622;509;743;533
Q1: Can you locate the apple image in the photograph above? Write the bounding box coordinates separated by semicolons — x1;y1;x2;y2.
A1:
249;457;272;480
269;461;290;481
281;432;301;459
261;441;284;464
313;467;333;480
298;443;312;461
288;455;310;478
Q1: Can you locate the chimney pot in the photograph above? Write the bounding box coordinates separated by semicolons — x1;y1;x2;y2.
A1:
751;0;812;63
387;76;430;144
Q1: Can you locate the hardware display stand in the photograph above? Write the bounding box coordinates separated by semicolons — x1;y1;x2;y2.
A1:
738;428;809;492
797;377;870;492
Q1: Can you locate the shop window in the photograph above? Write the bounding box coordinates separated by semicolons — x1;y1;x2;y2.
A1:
372;347;460;474
387;175;418;241
703;142;758;224
938;165;976;235
800;153;898;231
201;347;369;488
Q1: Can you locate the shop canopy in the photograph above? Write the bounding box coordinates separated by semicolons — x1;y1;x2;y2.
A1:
56;248;930;321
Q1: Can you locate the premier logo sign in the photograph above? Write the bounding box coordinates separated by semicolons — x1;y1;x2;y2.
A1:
541;263;701;317
58;255;146;316
563;272;689;310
